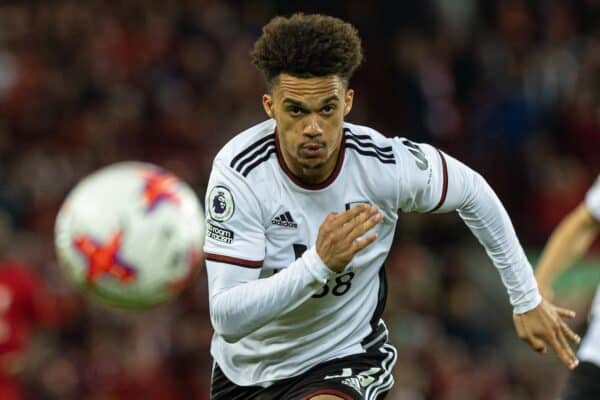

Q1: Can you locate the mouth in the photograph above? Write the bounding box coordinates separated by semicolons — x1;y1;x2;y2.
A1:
299;142;325;158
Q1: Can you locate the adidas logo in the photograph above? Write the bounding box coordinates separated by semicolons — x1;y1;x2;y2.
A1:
271;211;298;228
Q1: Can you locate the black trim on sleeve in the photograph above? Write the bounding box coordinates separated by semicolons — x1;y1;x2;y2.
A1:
345;143;396;164
241;147;277;177
230;134;276;170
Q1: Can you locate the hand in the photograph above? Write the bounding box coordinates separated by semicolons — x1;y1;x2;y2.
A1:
316;204;383;273
513;299;581;369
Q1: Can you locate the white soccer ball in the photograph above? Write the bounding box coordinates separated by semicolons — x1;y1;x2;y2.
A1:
54;162;205;308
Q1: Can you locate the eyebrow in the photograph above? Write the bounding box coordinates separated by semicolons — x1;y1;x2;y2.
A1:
282;96;340;108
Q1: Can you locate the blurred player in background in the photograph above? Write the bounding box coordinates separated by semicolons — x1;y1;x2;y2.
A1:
0;212;79;400
204;13;580;400
536;175;600;400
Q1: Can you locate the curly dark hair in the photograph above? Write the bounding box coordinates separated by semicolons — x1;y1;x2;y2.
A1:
251;13;363;88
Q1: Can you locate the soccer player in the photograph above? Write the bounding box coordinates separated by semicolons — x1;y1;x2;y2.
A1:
535;175;600;400
204;14;580;400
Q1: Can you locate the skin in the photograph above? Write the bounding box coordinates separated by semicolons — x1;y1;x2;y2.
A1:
262;74;354;185
521;201;600;369
512;204;600;370
263;74;377;400
260;73;579;382
535;204;600;299
262;73;382;275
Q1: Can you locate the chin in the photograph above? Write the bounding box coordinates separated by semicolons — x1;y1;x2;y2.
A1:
300;159;325;170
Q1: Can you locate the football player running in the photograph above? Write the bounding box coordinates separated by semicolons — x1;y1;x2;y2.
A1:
205;13;580;400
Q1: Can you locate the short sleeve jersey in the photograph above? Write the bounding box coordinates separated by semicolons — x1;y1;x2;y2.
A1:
204;119;449;385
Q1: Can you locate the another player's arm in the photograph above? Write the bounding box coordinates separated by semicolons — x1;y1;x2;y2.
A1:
205;160;382;343
535;203;600;299
395;139;579;369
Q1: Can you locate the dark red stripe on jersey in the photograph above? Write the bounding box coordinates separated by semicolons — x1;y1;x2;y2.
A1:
430;150;448;212
205;253;263;269
299;389;354;400
275;129;345;190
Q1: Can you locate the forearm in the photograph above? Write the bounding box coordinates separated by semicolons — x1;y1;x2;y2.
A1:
208;247;332;343
459;174;540;313
436;154;540;313
535;204;599;295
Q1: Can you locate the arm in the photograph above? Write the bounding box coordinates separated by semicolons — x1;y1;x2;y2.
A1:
436;155;582;368
207;247;332;343
208;206;381;343
395;139;580;369
535;203;600;298
205;159;381;343
396;141;541;313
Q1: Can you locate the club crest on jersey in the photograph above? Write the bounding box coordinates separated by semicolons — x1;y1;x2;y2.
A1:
271;211;297;228
208;186;234;222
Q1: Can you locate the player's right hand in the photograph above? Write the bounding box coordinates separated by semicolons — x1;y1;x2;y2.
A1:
316;204;383;273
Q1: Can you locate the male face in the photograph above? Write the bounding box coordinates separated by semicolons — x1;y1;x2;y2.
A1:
262;74;354;183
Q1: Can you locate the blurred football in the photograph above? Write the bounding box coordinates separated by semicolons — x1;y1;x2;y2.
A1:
54;162;205;308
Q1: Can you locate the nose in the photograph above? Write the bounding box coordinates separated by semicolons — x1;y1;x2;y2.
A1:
303;115;323;137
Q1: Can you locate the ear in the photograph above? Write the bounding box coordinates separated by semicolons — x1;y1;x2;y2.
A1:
344;89;354;116
262;94;274;118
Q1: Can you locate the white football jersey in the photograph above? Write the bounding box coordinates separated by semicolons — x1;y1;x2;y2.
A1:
204;119;540;386
577;175;600;365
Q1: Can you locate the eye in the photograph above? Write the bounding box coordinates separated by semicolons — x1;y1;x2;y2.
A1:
289;106;304;116
321;104;336;115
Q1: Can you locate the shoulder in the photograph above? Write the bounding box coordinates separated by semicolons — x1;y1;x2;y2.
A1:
342;122;436;167
213;119;276;177
343;122;396;165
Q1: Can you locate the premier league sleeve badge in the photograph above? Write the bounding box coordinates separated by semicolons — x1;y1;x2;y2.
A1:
208;185;235;222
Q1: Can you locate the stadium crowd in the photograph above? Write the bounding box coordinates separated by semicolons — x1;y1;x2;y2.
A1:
0;0;598;399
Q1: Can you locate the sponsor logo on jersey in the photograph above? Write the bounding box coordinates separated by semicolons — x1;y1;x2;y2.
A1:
208;186;234;222
271;211;297;228
206;221;234;244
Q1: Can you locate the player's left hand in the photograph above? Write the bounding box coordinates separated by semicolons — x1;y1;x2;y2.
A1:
513;299;581;370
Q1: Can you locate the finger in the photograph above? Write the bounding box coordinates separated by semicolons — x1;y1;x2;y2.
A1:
555;306;576;319
513;314;546;353
322;212;338;228
527;335;547;353
559;320;581;345
547;331;578;369
347;212;383;241
337;204;373;224
350;232;378;254
556;329;578;366
340;206;376;235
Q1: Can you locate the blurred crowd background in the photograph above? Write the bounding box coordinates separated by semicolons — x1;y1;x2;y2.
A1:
0;0;599;399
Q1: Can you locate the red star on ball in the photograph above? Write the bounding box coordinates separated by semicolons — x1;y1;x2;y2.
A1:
73;231;137;284
141;169;181;212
